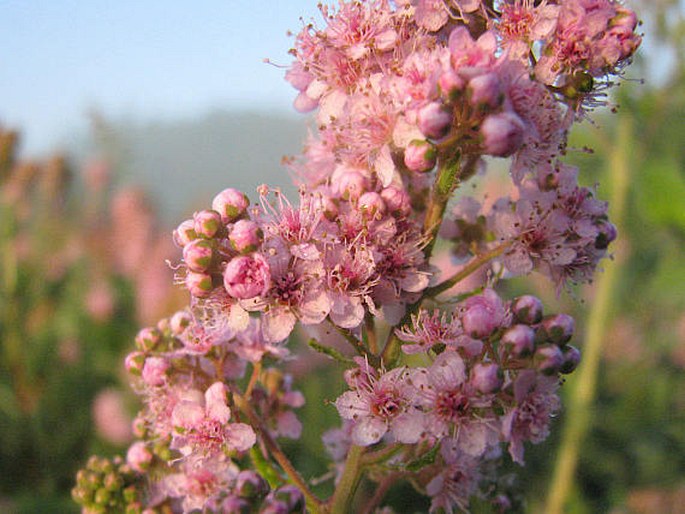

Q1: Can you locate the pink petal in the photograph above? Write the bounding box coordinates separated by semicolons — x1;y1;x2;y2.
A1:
351;417;388;446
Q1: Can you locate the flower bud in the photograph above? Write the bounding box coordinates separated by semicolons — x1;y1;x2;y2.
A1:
125;351;146;376
381;186;411;216
126;442;153;472
273;484;305;512
336;168;367;200
501;324;536;358
135;327;161;352
468;73;502;110
481;112;525;157
193;209;223;239
142;357;169;386
461;292;504;339
438;69;465;101
170;310;192;335
417;102;452;139
358;191;386;218
229;219;263;254
541;314;575;346
560;345;581;374
173;219;196;247
471;363;503;393
261;501;290;514
511;295;544;325
212;188;249;223
534;344;564;375
223;254;271;299
183;239;215;273
235;470;270;499
404;139;437;172
185;271;214;298
594;221;617;250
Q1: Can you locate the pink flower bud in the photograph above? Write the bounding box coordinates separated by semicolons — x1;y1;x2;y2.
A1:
511;295;544;325
612;7;638;31
595;221;617;250
381;186;411;216
471;363;503;393
183;239;215;273
170;310;192;335
173;219;196;247
212;188;249;223
193;209;223;238
461;291;504;339
229;219;263;254
438;69;465;100
336;169;367;200
185;271;214;298
135;327;161;352
142;356;169;386
501;324;536;358
404;139;437;172
468;73;503;110
541;314;575;346
560;345;581;374
126;442;153;472
358;191;386;217
534;344;564;375
481;112;525;157
125;351;146;375
235;470;270;499
417;102;452;139
223;254;271;299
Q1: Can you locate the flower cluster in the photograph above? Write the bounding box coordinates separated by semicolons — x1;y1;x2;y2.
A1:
74;0;641;512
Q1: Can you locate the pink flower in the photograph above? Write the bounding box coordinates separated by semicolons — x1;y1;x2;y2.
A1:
395;309;462;354
335;363;424;446
170;382;256;458
502;370;560;465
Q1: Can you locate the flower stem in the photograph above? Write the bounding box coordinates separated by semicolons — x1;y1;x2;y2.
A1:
380;154;464;365
235;394;325;512
424;242;510;298
328;445;366;514
544;116;632;514
422;152;462;260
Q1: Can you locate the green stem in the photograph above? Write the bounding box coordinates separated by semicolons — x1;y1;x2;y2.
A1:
424;242;510;298
380;154;463;365
544;116;632;514
328;445;366;514
422;153;461;260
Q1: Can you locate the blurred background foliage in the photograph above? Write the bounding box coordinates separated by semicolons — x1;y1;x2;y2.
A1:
1;0;684;512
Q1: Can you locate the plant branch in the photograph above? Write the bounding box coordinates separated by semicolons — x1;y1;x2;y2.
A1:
235;393;325;512
328;445;366;514
424;242;510;298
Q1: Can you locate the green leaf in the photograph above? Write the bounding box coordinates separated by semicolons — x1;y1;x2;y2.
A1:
249;446;284;489
405;444;440;472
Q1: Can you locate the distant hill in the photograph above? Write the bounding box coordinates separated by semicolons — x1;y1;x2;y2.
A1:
100;109;307;221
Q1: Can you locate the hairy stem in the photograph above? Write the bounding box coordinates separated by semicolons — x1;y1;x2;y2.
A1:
544;116;632;514
328;445;366;514
422;152;462;260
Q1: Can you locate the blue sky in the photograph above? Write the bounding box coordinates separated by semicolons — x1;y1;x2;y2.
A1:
0;0;321;154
